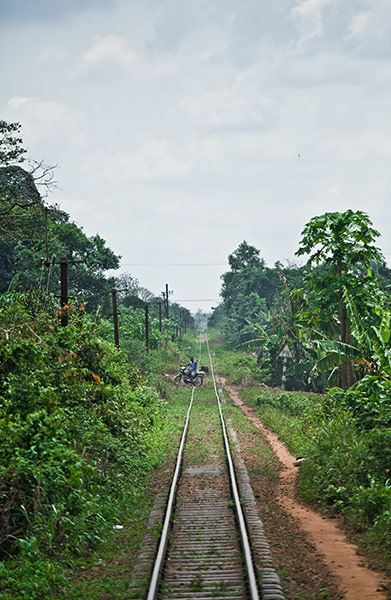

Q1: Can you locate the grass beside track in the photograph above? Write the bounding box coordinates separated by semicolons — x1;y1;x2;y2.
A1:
61;387;192;600
220;389;344;599
240;386;391;578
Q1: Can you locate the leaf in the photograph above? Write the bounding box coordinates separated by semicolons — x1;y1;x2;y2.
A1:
379;312;391;345
317;352;349;371
235;338;264;350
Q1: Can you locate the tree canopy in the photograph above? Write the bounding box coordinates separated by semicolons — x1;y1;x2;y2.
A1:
296;210;384;388
0;120;26;166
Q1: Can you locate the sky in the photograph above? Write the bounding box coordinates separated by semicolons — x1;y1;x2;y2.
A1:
1;0;391;313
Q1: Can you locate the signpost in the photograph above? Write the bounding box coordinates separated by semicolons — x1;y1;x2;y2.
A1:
278;343;293;391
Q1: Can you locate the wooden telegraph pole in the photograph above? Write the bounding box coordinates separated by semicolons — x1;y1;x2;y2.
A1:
145;304;149;353
58;258;84;326
165;283;169;318
111;289;120;348
161;283;173;318
60;259;69;327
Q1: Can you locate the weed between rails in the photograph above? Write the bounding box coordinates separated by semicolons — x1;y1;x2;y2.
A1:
183;386;226;468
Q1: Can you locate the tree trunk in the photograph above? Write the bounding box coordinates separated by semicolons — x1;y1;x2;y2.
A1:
337;260;355;389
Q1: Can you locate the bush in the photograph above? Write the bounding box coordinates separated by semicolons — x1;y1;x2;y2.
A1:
243;385;391;558
334;377;391;430
0;291;165;584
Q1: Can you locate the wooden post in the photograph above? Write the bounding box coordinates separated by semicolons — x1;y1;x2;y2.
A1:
60;259;68;327
165;283;169;318
278;343;293;391
44;207;49;263
159;301;162;333
281;357;287;391
145;304;149;353
112;289;120;348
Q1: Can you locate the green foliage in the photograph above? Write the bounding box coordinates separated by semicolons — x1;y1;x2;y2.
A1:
118;305;174;350
0;120;26;165
243;385;391;558
330;377;391;430
227;240;265;272
213;241;308;387
0;168;120;307
0;291;168;597
295;210;384;388
223;353;261;385
296;209;382;268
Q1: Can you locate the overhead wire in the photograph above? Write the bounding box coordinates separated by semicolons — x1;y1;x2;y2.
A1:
120;262;227;267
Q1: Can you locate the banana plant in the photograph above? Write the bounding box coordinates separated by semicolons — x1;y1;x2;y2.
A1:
309;286;391;380
296;210;383;388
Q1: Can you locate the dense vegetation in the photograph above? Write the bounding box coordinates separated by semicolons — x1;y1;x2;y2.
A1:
209;211;391;564
240;386;391;562
210;216;391;393
0;121;196;598
2;118;391;591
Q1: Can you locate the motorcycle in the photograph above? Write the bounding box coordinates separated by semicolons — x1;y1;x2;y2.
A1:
174;365;204;387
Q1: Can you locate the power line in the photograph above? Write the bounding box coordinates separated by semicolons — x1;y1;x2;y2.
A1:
121;262;227;267
173;299;220;302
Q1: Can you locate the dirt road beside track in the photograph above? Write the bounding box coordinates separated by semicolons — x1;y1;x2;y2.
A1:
222;380;389;600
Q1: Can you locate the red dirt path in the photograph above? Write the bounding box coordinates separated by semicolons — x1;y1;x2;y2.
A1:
222;381;389;600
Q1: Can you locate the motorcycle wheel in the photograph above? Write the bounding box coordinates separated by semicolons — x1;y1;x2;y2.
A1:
174;375;181;386
193;376;203;387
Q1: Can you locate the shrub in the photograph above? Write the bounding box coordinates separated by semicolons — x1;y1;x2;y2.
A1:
0;292;163;569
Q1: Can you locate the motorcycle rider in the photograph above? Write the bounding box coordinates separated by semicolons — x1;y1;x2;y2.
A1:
186;357;197;380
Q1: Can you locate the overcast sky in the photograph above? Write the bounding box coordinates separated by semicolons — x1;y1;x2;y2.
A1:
1;0;390;312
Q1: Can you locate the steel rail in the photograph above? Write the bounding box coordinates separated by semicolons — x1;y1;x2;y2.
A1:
146;384;195;600
205;332;260;600
146;332;203;599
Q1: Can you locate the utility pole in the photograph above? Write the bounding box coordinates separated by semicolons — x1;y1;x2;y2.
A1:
60;259;69;327
181;309;187;333
44;207;49;263
165;283;169;318
111;289;120;348
145;304;149;353
161;283;173;318
43;257;85;326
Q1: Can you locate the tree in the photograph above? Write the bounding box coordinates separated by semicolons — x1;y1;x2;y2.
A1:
228;240;265;272
0;166;42;231
296;210;383;388
0;120;26;166
219;241;283;347
0;169;120;306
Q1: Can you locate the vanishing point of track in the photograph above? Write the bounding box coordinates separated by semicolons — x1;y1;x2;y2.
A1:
136;333;285;600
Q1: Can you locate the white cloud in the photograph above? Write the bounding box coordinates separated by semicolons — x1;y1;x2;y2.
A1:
344;1;391;57
80;34;176;79
5;96;85;150
345;11;370;42
1;1;391;309
92;139;191;182
291;0;337;49
82;35;138;68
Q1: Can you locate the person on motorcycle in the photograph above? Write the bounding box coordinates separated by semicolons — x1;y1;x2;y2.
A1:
186;357;197;379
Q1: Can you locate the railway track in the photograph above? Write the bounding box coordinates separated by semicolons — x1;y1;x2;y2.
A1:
130;333;285;600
